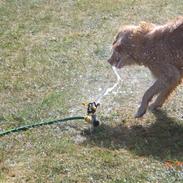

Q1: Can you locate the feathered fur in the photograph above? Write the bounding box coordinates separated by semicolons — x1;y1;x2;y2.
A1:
108;17;183;117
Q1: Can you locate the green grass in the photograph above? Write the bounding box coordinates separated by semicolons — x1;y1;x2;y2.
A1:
0;0;183;182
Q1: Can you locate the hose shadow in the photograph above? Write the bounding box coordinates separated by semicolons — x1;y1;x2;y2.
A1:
82;110;183;161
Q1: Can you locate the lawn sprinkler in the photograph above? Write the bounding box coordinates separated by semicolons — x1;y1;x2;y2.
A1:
81;67;121;128
83;102;100;127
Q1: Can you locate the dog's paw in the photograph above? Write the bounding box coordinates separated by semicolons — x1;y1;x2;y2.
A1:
135;107;146;118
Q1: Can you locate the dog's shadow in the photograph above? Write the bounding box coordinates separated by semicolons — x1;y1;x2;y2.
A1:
82;110;183;161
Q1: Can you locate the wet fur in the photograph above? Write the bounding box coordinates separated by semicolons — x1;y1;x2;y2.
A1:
108;17;183;117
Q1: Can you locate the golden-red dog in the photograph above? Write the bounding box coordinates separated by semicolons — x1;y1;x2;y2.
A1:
108;17;183;117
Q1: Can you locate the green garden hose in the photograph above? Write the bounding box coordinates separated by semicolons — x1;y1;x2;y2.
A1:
0;102;100;137
0;116;84;137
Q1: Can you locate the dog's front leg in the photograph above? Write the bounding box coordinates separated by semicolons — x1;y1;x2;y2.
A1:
135;80;164;118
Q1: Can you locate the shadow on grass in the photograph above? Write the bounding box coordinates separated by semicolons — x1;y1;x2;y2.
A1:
82;110;183;161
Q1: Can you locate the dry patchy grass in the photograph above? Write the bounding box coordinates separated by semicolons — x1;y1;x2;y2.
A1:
0;0;183;182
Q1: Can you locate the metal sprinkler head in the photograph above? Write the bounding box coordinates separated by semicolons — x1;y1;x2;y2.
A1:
83;102;100;127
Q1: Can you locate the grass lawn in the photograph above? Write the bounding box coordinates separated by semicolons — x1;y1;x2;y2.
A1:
0;0;183;182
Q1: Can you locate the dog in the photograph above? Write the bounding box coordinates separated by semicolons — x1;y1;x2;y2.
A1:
108;17;183;118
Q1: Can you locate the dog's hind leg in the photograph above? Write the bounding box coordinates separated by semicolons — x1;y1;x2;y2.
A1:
135;65;181;118
148;82;179;111
135;79;165;118
149;67;181;111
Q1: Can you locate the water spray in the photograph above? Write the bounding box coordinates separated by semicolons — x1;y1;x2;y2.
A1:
83;66;122;127
96;66;122;104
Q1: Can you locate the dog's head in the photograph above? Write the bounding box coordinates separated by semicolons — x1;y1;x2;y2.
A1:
108;22;154;68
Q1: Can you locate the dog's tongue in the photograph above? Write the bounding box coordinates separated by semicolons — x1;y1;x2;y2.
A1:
96;66;122;104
